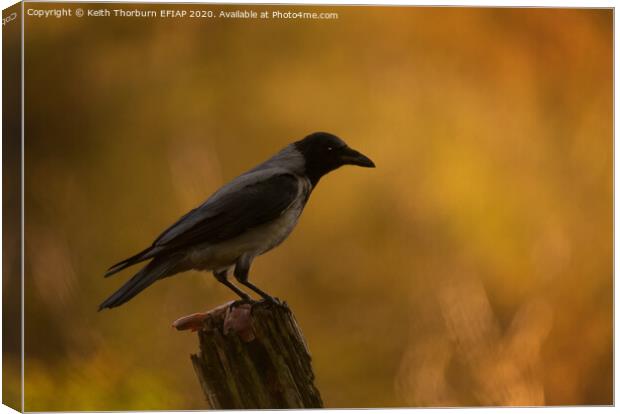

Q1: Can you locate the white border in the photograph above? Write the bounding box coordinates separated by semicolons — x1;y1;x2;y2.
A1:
0;1;616;414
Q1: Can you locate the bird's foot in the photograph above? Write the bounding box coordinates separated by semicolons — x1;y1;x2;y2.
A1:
259;295;286;307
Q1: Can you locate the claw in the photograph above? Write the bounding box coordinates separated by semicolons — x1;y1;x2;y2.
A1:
260;296;286;308
239;293;253;302
260;294;277;303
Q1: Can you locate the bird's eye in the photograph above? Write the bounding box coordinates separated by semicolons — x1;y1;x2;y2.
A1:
327;147;333;151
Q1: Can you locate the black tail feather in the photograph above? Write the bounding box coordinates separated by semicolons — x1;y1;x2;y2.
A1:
99;257;174;311
105;247;154;277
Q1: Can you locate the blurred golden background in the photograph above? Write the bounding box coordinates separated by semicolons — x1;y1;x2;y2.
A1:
9;4;613;410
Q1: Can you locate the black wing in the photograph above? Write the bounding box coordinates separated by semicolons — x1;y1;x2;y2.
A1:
152;173;300;254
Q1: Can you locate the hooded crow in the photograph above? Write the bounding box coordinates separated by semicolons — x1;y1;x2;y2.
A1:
99;132;375;310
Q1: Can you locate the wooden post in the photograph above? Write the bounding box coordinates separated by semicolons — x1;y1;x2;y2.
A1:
175;301;324;409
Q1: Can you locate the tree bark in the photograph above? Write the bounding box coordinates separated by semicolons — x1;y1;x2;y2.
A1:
182;300;324;409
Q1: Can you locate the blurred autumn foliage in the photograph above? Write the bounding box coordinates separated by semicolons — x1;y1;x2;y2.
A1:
6;4;612;410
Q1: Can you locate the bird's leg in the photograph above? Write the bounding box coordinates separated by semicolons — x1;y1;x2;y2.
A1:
242;280;279;304
233;254;279;304
213;269;252;302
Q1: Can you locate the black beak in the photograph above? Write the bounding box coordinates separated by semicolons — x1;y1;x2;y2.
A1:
340;147;376;168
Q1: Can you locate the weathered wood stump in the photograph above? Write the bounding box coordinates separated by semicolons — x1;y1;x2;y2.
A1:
175;300;323;409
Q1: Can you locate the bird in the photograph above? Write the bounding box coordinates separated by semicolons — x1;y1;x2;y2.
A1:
99;132;375;310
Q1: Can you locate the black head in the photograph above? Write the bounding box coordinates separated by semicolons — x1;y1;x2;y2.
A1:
294;132;375;185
